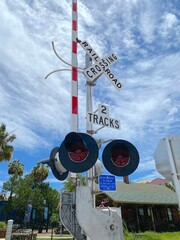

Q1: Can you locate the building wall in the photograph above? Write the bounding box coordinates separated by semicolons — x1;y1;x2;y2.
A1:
121;204;180;232
96;193;180;232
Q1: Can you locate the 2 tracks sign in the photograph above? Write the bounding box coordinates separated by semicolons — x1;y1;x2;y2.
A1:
87;104;120;130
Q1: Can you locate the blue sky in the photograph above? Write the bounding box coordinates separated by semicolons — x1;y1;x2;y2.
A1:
0;0;180;191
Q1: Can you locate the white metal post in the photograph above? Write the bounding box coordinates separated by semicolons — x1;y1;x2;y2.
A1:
86;54;93;134
71;0;78;132
71;0;78;182
5;219;14;240
85;54;96;209
165;137;180;209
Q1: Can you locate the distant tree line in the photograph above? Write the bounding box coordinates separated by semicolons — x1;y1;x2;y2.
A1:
0;123;59;229
0;122;85;230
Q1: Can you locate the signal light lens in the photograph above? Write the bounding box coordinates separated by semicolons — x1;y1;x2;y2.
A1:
111;145;130;167
59;132;99;173
102;140;139;176
68;142;89;162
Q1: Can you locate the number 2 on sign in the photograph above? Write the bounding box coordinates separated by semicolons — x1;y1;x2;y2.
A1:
98;104;109;116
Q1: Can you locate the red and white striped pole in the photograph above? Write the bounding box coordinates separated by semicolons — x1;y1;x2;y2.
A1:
71;0;78;132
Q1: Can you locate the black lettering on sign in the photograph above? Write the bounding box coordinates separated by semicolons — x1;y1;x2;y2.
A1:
82;41;88;47
95;65;101;72
108;56;114;63
99;62;105;70
112;78;117;84
88;113;93;122
104;117;109;126
105;69;110;74
112;54;117;60
109;118;114;128
99;116;104;125
102;59;108;67
91;68;98;75
109;73;114;79
93;114;98;124
86;71;93;78
116;82;122;89
106;57;111;64
101;105;107;114
115;120;120;129
87;48;92;54
94;56;99;61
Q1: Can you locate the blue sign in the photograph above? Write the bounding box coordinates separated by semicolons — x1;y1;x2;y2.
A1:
99;175;116;191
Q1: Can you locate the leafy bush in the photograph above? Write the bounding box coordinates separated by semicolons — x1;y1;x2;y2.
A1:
0;221;6;229
50;213;59;228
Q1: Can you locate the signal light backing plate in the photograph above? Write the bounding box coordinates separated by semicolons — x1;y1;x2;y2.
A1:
50;147;69;181
59;132;99;173
102;140;139;176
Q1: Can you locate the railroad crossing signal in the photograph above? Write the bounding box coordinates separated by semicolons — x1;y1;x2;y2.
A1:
79;40;122;91
42;132;139;181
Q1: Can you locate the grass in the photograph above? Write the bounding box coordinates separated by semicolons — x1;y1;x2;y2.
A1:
37;231;180;240
124;231;180;240
37;238;73;240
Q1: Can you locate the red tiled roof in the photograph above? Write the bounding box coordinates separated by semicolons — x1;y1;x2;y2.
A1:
147;178;169;186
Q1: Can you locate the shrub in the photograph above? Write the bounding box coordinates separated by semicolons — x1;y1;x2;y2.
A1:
0;221;6;228
50;213;59;228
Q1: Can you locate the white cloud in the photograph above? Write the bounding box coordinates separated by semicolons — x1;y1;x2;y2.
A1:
138;2;157;43
161;13;178;32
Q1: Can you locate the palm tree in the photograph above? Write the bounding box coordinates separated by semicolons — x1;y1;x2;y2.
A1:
31;163;49;182
62;174;86;192
4;160;24;198
8;159;24;177
165;183;175;192
0;123;16;162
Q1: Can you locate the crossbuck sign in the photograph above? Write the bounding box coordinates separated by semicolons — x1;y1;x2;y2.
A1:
79;40;122;91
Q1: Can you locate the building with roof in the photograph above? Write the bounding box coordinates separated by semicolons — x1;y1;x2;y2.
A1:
147;178;169;186
96;182;180;232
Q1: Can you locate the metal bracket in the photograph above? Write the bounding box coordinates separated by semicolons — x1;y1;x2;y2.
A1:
45;42;84;79
86;80;96;86
87;130;96;135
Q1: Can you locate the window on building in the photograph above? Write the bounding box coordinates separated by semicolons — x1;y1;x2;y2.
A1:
167;208;173;221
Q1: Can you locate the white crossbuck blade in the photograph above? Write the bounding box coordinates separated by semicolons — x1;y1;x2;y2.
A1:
79;40;122;91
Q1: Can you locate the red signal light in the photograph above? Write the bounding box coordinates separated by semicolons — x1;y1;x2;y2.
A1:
68;142;89;162
111;145;130;167
59;132;99;173
102;140;139;176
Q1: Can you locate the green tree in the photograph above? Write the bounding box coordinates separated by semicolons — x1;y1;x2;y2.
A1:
165;183;175;192
8;159;24;176
2;175;22;221
3;167;59;226
3;160;24;199
62;174;86;192
0;123;16;162
30;163;49;183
